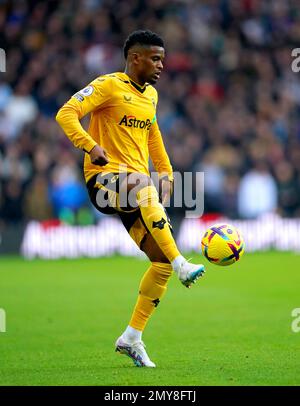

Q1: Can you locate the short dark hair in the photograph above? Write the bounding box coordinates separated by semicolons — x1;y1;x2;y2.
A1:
123;30;164;59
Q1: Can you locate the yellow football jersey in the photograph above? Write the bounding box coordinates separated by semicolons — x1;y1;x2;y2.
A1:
56;72;173;183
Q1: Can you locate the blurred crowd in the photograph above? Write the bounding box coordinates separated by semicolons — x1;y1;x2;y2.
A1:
1;0;300;229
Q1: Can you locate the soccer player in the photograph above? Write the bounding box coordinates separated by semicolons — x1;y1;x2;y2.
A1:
56;30;205;367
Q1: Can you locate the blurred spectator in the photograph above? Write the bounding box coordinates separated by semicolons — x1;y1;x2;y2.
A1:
24;175;53;221
0;110;17;141
49;152;88;220
0;179;24;224
220;171;240;219
0;80;12;110
4;79;38;134
238;161;278;219
274;160;300;217
195;154;225;214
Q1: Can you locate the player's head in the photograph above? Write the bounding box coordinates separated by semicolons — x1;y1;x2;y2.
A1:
124;30;165;85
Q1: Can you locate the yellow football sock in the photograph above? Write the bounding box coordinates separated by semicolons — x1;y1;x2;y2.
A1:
129;262;173;331
136;185;180;262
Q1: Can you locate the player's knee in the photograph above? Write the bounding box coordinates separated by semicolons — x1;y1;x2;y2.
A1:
141;234;170;263
144;245;170;263
126;173;152;190
136;185;159;208
150;253;170;264
120;174;154;208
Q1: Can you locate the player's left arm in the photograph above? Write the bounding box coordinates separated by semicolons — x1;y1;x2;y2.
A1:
148;117;174;206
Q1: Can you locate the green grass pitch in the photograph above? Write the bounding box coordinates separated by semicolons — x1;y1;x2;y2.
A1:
0;252;300;386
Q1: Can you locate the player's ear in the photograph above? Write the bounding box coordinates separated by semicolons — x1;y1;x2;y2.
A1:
132;52;141;65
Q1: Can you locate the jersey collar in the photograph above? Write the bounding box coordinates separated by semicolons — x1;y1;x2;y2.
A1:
122;73;147;94
129;78;146;94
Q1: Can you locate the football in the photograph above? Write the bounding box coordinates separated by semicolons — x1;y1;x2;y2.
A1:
201;223;245;266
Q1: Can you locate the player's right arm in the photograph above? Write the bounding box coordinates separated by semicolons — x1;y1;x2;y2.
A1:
55;77;110;165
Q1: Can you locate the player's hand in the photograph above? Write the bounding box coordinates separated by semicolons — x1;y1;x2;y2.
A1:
89;145;109;166
160;178;173;207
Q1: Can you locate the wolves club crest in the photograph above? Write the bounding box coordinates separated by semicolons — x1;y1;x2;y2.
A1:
152;218;166;230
